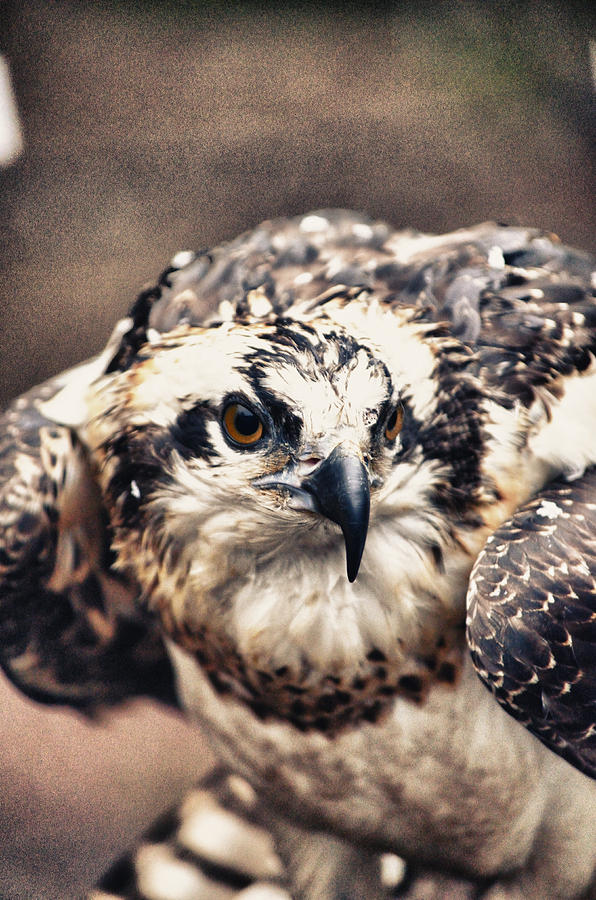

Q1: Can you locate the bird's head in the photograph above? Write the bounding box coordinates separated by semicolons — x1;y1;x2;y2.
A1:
84;292;486;708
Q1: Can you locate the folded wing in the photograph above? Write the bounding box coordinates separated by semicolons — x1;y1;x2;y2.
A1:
467;469;596;779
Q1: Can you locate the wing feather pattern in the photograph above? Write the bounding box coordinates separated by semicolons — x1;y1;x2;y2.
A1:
106;210;594;372
0;383;178;711
467;469;596;778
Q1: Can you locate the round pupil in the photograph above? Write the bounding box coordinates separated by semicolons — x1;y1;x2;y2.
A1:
386;410;397;431
233;405;260;436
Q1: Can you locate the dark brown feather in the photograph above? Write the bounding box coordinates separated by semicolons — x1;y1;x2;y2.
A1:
467;468;596;778
0;383;178;711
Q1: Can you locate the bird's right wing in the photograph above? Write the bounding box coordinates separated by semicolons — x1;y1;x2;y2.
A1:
0;372;178;712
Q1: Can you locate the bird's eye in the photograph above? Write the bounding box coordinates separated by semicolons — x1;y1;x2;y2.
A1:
222;402;264;447
384;406;404;442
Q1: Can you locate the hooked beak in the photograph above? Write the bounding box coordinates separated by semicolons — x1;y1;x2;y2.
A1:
254;444;370;582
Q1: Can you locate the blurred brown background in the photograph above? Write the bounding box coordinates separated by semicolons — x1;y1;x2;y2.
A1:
0;1;594;897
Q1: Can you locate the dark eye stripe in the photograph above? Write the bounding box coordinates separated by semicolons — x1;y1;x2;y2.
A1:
170;404;216;460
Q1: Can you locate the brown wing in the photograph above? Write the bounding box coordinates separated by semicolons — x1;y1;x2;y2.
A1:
0;381;178;711
104;210;594;375
467;468;596;779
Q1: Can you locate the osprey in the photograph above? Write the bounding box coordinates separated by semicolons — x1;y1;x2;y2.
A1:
1;210;595;899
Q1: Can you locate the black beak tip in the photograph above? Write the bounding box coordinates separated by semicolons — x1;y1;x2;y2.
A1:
302;444;371;583
347;560;360;583
343;511;369;582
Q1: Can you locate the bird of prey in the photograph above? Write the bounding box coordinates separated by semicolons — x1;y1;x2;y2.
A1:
1;210;595;900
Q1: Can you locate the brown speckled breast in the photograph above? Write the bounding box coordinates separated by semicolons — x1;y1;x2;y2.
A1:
162;610;463;735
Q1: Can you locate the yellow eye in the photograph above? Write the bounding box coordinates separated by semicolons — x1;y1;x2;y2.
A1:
384;406;404;442
222;402;264;446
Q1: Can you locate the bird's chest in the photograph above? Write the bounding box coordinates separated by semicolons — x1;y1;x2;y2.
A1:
167;640;552;875
158;526;474;735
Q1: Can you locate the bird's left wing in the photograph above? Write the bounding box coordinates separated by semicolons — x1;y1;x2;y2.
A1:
467;468;596;779
0;362;178;712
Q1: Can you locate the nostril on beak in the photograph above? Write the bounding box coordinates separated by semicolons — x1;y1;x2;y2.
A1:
299;456;324;473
